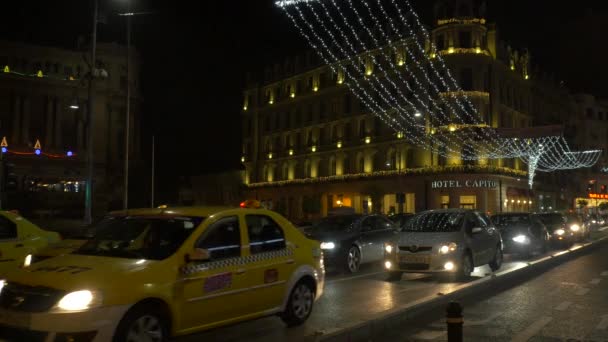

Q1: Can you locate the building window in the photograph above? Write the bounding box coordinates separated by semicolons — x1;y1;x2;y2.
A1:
459;31;472;49
460;68;473;91
441;195;450;209
344;94;352;114
460;196;477;209
359;120;366;138
319;101;327;120
358;155;365;173
330;157;337;175
306;104;313;122
587;108;594;119
435;34;445;51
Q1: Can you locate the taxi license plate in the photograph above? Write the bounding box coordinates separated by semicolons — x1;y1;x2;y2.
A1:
0;309;31;328
400;254;430;264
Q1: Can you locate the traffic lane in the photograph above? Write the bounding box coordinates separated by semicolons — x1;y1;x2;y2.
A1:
377;238;608;341
176;245;578;342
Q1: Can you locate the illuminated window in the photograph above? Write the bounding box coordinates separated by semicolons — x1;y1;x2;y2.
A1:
459;195;477;209
441;195;450;209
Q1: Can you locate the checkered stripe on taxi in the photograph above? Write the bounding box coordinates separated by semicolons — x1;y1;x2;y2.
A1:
181;248;294;275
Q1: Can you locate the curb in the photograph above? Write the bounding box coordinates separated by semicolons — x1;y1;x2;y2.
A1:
311;233;608;342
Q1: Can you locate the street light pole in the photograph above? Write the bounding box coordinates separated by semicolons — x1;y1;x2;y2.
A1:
123;1;131;210
85;0;99;225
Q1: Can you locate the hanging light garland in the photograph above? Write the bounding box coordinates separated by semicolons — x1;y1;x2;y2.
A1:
276;0;601;187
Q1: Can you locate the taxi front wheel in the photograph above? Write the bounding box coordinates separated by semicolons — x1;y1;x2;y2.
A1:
113;303;169;342
281;280;315;327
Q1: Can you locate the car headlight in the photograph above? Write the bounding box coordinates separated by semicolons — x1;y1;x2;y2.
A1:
570;224;580;232
439;242;457;254
512;235;529;244
0;280;5;295
384;243;394;254
55;290;103;311
23;254;32;268
592;220;597;224
320;242;336;250
555;229;565;236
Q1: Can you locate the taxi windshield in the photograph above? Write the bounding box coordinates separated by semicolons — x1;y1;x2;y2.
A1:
74;216;204;260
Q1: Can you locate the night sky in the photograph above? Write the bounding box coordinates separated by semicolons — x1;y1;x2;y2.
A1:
1;0;607;203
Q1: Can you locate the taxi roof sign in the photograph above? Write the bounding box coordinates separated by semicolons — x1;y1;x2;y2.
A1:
240;200;262;209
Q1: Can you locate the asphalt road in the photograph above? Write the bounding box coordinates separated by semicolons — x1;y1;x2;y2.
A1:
376;233;608;341
177;232;607;342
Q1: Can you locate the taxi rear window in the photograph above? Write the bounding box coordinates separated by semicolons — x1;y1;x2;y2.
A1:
74;216;204;260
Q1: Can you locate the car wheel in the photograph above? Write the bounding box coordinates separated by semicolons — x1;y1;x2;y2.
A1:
345;246;361;273
489;247;503;272
113;304;168;342
457;253;473;281
281;280;315;327
386;271;403;281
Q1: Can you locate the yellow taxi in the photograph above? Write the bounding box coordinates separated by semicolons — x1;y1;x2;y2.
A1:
0;210;61;275
0;201;325;342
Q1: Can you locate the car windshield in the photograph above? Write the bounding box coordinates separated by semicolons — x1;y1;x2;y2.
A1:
565;215;581;224
308;215;362;233
536;214;564;225
74;216;203;260
390;214;415;227
491;214;530;227
401;212;464;232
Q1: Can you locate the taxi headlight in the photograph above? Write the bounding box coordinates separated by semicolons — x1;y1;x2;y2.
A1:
23;254;32;268
439;243;458;254
320;242;336;250
0;280;5;295
512;235;529;244
570;224;580;232
55;290;103;311
555;229;565;236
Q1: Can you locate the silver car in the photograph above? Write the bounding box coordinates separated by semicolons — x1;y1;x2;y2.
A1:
383;209;503;280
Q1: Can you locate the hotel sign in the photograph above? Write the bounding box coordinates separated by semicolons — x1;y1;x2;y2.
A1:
589;193;608;199
431;180;498;189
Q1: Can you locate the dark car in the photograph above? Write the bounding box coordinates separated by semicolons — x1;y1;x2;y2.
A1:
389;213;416;230
305;214;397;273
563;213;589;241
534;212;575;247
491;212;549;258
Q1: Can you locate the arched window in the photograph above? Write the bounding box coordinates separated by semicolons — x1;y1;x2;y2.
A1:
359;120;366;138
342;154;350;174
282;163;289;180
330;156;337;175
357;153;365;173
304;160;311;178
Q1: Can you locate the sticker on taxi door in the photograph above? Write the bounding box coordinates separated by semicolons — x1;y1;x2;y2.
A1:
204;273;232;293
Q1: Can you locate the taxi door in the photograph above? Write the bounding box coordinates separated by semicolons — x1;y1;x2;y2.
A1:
177;214;252;332
242;213;296;314
0;214;25;274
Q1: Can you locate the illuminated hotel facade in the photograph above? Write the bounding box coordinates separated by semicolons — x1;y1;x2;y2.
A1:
240;0;599;220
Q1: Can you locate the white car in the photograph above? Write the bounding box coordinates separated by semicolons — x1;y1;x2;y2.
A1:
384;209;503;280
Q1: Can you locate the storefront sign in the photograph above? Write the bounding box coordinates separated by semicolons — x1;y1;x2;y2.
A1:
590;193;608;199
431;179;498;189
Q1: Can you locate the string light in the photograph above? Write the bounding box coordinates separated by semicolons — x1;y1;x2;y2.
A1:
277;0;600;187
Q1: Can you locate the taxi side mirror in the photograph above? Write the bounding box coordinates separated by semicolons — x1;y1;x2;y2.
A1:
185;248;210;263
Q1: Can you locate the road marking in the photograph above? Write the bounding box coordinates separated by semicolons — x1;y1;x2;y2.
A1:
576;288;590;296
326;271;386;284
597;315;608;330
590;278;601;285
511;316;553;342
412;330;444;340
599;226;608;232
601;271;608;277
555;301;572;311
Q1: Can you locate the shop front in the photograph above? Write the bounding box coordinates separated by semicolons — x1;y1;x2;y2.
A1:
246;171;534;221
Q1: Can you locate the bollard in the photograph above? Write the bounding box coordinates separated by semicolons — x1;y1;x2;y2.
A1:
446;301;463;342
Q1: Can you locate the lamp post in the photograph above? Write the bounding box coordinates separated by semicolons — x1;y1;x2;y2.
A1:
84;0;99;225
118;8;153;210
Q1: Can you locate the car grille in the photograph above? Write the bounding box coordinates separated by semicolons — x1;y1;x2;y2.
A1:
398;246;432;253
0;325;48;341
0;283;65;313
399;263;430;271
